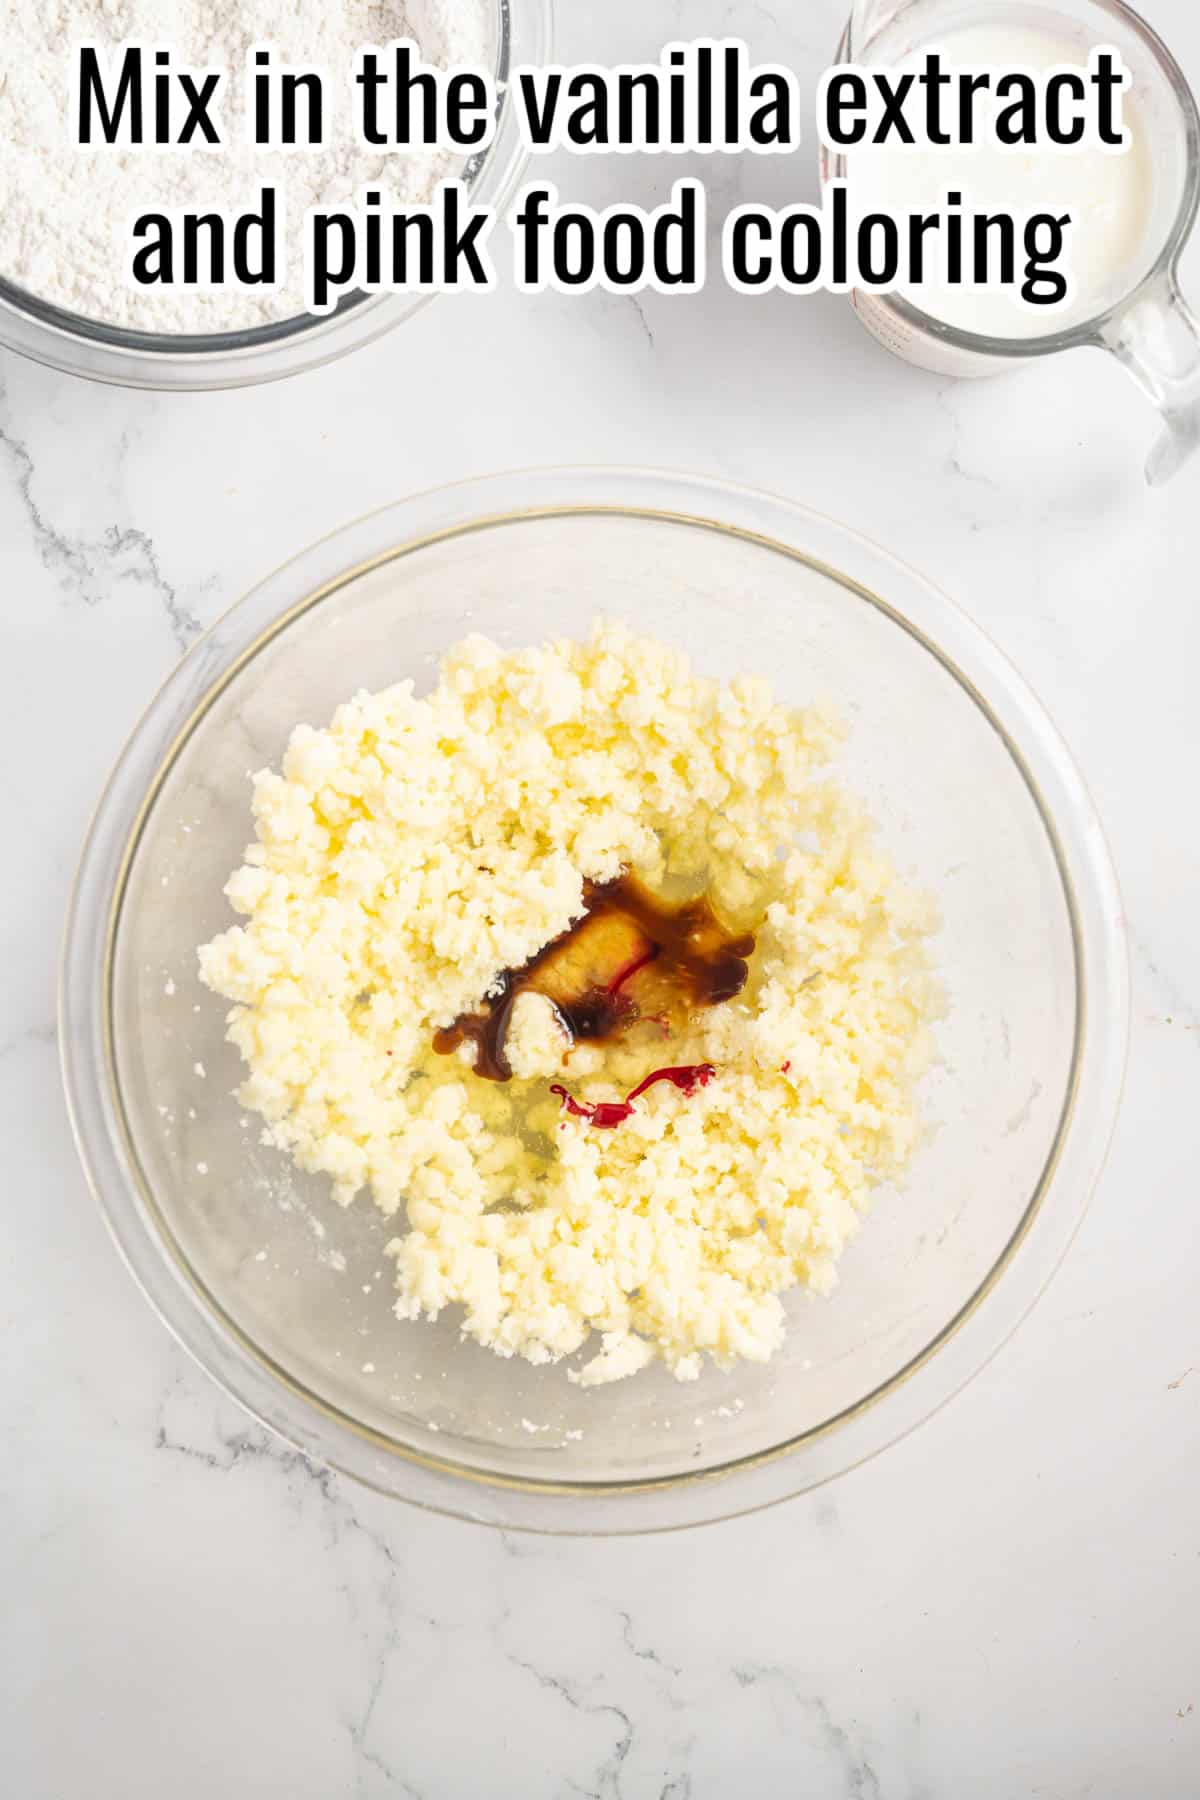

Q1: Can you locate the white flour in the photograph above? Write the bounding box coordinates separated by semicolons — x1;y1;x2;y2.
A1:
0;0;491;333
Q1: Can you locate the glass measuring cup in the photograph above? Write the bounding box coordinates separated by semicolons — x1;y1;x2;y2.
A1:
827;0;1200;483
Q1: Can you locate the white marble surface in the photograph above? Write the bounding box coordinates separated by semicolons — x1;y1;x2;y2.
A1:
5;1;1200;1793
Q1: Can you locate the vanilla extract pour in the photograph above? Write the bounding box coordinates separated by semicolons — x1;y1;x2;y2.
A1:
433;871;756;1083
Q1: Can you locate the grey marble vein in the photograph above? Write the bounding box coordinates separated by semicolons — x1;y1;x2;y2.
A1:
733;1665;881;1799
0;385;204;650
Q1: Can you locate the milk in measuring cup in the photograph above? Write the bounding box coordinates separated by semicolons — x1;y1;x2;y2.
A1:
843;17;1154;361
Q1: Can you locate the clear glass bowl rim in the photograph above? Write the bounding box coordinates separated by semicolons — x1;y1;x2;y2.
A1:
59;467;1130;1533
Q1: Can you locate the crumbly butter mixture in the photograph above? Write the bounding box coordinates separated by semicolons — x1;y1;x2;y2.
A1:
199;623;939;1385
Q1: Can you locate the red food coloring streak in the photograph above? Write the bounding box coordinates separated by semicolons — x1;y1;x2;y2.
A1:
550;1063;715;1130
550;1090;635;1129
781;1060;791;1074
626;1063;714;1102
608;946;658;997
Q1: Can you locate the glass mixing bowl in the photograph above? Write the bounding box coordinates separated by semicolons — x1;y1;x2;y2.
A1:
60;469;1128;1532
0;0;550;391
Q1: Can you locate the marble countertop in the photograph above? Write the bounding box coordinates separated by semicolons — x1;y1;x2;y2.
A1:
5;1;1199;1794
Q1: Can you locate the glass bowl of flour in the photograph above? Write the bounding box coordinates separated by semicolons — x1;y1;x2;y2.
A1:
0;0;548;389
60;469;1129;1532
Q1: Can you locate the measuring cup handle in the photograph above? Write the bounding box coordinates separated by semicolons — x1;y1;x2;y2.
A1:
1101;273;1200;486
